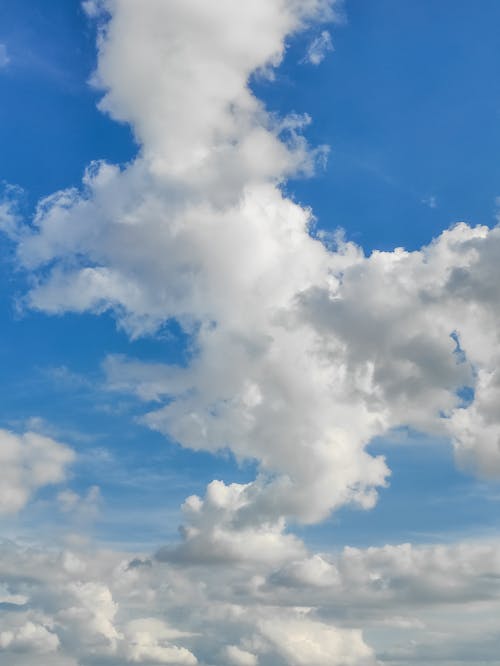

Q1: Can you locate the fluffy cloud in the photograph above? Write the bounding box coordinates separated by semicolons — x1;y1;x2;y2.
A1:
293;223;500;478
0;429;75;514
123;618;197;665
8;0;390;530
86;0;335;181
258;615;374;666
1;537;500;664
0;538;370;665
0;621;60;654
222;644;259;666
266;540;500;611
156;480;307;566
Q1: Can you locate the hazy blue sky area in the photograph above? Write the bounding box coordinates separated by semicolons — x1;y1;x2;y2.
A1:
1;2;500;665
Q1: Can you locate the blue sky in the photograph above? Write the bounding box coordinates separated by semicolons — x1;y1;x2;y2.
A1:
2;2;500;664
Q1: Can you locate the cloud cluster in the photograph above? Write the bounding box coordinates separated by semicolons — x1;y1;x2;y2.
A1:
1;536;500;664
2;1;500;664
3;0;500;537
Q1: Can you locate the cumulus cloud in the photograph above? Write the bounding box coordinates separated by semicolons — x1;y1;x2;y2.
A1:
156;480;307;566
303;30;334;65
124;618;197;665
1;537;500;664
223;644;259;666
0;621;60;654
266;540;500;610
258;615;374;666
0;429;75;514
8;0;389;530
1;0;498;548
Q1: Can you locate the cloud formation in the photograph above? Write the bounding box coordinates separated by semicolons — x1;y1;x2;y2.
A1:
3;0;500;538
303;30;334;65
2;1;500;664
0;429;75;514
1;537;500;664
9;0;390;529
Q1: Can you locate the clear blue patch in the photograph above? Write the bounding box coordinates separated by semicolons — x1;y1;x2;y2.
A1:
456;384;475;408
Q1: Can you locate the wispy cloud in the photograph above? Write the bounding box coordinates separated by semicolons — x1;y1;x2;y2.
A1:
0;43;9;69
422;195;437;208
303;30;334;65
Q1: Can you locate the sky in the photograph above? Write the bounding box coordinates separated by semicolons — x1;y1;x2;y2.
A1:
1;1;500;664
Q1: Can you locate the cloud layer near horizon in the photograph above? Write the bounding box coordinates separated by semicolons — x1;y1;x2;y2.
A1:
3;0;500;663
2;537;500;665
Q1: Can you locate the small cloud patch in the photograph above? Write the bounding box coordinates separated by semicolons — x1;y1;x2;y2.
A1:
303;30;334;65
422;195;437;208
0;44;9;68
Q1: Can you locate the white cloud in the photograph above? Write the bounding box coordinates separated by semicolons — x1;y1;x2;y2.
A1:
96;220;500;525
10;0;387;530
303;30;334;65
0;622;60;654
88;0;334;185
0;184;23;238
0;200;18;236
267;540;500;609
4;0;500;535
0;429;75;514
124;618;197;664
125;623;198;665
81;0;103;18
157;480;308;566
60;580;121;655
223;644;259;666
0;537;499;665
258;615;375;666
